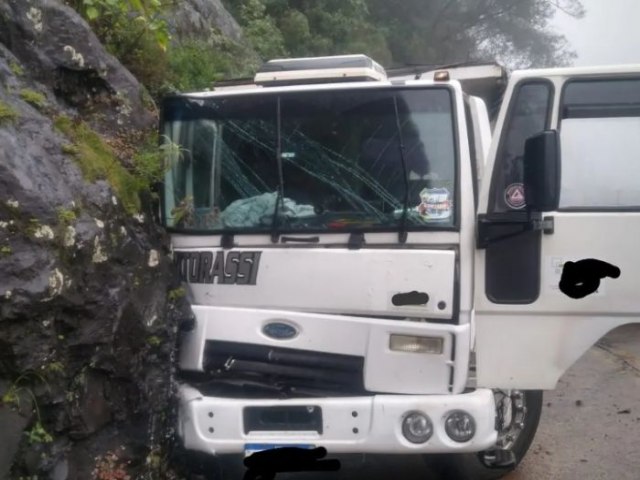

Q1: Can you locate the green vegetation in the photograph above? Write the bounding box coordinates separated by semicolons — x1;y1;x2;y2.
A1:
57;207;77;225
68;0;173;97
2;371;54;445
41;361;65;377
0;245;12;257
25;421;54;444
19;89;48;109
9;61;24;76
25;218;42;237
147;335;162;347
224;0;585;68
54;115;142;214
165;38;257;93
131;133;166;188
72;0;170;50
167;287;186;301
61;144;80;155
65;0;585;99
54;117;173;213
0;101;18;124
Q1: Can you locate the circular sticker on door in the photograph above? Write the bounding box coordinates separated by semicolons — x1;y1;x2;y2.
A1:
504;183;526;209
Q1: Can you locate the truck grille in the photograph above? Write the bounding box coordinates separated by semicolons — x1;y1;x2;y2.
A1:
190;341;368;398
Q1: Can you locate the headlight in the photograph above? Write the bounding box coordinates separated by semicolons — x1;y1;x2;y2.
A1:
402;411;433;444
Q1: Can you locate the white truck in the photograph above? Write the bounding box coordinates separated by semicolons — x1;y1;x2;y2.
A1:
160;55;640;479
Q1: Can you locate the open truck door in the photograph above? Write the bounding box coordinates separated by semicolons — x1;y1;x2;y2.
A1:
474;66;640;389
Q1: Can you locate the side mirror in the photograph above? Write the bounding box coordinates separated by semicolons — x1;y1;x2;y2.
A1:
523;130;561;212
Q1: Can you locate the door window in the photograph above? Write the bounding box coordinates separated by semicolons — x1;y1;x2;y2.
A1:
490;82;553;212
559;79;640;209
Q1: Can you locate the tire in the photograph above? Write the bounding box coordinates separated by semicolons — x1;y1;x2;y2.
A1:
425;390;543;480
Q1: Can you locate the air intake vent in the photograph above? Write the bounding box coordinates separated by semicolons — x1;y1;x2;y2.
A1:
254;54;387;87
197;341;369;398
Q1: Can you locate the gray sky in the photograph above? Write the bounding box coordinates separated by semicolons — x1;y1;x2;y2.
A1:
551;0;640;66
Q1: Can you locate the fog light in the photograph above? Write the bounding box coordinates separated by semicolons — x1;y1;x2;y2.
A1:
445;410;476;442
390;335;443;354
402;411;433;444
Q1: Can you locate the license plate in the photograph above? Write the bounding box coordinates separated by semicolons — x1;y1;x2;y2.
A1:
244;443;316;458
243;405;323;434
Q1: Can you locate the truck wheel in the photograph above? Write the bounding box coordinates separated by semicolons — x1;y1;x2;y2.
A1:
426;390;543;480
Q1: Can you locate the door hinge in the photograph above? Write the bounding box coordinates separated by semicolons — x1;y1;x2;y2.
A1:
532;216;554;234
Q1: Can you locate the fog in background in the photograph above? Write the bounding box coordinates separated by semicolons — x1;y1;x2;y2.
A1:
552;0;640;66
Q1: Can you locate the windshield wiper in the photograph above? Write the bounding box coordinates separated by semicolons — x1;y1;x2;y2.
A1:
393;95;410;244
271;96;284;243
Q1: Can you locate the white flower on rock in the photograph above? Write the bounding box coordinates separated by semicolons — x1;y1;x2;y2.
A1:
63;45;85;68
64;226;76;247
33;225;55;240
48;269;64;298
92;236;108;263
148;249;160;268
27;7;43;32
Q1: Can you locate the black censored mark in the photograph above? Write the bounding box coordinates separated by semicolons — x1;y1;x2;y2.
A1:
392;291;430;306
559;258;621;299
243;447;340;480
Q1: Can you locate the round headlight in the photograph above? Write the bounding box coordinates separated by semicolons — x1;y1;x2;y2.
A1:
402;411;433;444
445;410;476;443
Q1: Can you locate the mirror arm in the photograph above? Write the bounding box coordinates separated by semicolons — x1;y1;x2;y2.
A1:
476;212;554;249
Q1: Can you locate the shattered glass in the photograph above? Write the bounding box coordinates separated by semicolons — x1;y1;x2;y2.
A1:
163;87;456;233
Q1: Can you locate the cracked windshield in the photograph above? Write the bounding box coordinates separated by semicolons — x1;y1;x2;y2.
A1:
163;88;455;232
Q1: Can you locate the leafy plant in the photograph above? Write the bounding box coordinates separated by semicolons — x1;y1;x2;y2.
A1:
1;371;54;445
158;134;187;168
57;207;78;225
68;0;172;98
26;421;54;444
131;135;166;186
170;196;194;227
79;0;170;51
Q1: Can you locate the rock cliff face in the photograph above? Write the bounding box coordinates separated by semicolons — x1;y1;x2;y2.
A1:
0;1;191;478
170;0;244;43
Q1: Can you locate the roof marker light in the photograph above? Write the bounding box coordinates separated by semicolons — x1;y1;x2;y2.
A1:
434;70;450;81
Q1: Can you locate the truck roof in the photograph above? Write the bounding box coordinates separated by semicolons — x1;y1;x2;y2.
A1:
511;63;640;80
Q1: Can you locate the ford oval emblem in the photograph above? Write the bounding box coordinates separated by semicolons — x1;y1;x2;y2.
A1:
263;322;298;340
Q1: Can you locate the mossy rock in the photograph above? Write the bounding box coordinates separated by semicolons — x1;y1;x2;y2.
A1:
0;101;18;124
54;116;142;214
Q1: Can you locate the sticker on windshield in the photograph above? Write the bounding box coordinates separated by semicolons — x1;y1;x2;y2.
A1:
416;188;451;221
504;183;526;209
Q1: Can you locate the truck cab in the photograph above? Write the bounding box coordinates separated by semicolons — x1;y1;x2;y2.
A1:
160;55;640;479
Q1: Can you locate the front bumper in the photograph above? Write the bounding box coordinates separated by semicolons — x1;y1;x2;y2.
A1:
178;385;498;455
